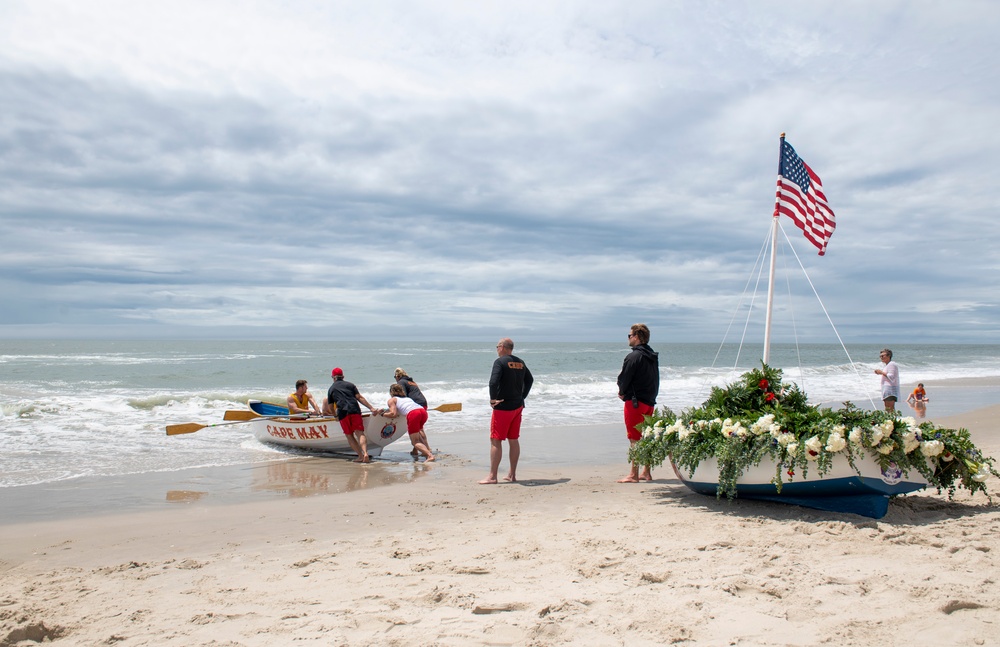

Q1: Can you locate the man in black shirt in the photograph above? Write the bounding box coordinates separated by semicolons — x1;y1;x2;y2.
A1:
325;367;377;462
617;323;659;483
479;337;533;484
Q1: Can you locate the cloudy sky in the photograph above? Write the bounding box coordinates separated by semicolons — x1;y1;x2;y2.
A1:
1;1;998;343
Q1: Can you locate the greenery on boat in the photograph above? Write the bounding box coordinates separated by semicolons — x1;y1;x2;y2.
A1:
630;364;998;501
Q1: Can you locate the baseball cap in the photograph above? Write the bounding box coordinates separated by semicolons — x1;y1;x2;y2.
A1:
331;367;344;377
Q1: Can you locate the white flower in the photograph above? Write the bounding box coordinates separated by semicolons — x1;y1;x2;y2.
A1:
654;419;665;429
751;414;775;436
849;427;864;445
642;426;654;439
972;467;990;483
877;442;895;455
941;451;955;462
901;430;921;454
920;439;944;457
832;424;846;435
804;435;822;461
776;432;796;447
900;416;917;429
786;442;799;456
870;426;885;446
825;432;847;453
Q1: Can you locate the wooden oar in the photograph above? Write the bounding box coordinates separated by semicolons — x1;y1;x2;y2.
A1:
166;413;311;436
225;402;460;420
224;410;329;421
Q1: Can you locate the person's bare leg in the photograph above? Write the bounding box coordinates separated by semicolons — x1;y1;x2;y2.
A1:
618;439;641;482
503;438;520;482
352;430;370;463
414;441;434;461
479;439;502;484
345;433;365;461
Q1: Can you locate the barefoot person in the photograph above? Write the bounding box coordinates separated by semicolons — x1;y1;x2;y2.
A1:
617;323;659;483
380;384;434;461
286;380;322;415
325;367;377;462
480;338;533;484
874;348;900;412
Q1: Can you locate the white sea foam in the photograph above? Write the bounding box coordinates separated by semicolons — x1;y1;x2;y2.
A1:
3;340;1000;488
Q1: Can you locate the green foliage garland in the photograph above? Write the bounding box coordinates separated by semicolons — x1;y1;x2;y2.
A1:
630;364;998;501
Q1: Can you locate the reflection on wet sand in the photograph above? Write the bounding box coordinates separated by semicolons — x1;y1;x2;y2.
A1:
165;490;208;502
909;400;928;419
251;456;433;497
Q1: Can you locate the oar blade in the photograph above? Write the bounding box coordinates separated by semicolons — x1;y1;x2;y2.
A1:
223;410;259;421
166;422;205;436
432;402;462;412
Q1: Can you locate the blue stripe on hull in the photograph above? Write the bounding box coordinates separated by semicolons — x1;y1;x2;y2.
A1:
682;475;925;519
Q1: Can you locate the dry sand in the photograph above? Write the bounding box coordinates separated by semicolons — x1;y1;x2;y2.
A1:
2;407;999;646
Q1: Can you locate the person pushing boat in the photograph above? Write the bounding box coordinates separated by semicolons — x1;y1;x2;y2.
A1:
324;367;378;463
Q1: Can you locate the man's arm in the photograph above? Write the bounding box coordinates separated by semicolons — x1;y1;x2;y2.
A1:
522;366;534;399
356;393;376;412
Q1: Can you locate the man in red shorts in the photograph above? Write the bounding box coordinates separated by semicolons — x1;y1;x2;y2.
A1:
325;367;377;463
479;337;533;484
617;323;659;483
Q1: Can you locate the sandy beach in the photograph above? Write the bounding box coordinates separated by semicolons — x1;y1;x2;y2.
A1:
2;406;999;646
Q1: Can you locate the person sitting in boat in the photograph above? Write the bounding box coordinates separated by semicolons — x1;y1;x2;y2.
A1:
394;367;428;408
378;384;434;462
287;379;322;416
325;368;378;463
907;383;928;404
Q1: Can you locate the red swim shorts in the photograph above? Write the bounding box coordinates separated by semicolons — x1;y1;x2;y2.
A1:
405;407;428;435
623;400;654;441
339;413;365;435
490;406;523;441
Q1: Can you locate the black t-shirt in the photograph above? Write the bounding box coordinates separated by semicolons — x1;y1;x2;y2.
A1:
489;354;533;411
327;379;362;419
397;377;427;408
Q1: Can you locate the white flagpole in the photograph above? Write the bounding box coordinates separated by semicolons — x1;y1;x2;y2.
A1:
763;133;786;365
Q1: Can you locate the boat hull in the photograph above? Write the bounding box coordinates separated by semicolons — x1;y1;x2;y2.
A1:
671;454;929;519
247;400;408;457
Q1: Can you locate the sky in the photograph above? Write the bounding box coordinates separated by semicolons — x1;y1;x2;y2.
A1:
1;1;998;344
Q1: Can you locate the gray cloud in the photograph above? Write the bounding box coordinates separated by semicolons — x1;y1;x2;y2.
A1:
1;1;998;342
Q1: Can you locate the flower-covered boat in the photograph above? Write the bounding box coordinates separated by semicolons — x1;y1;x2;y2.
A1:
631;365;996;518
630;136;995;518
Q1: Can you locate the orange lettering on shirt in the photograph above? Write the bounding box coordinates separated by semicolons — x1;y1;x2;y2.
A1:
507;362;524;369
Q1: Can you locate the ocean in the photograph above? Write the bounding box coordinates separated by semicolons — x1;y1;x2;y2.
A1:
3;340;1000;490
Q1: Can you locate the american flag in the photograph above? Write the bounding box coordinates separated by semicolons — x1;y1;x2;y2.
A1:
773;140;836;256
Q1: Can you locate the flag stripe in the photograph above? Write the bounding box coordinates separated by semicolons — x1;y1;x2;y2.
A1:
773;141;836;256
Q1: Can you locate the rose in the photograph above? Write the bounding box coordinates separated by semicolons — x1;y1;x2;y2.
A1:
765;392;775;402
759;378;769;390
825;432;847;453
786;442;799;456
849;427;864;445
805;435;822;461
920;439;944;457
